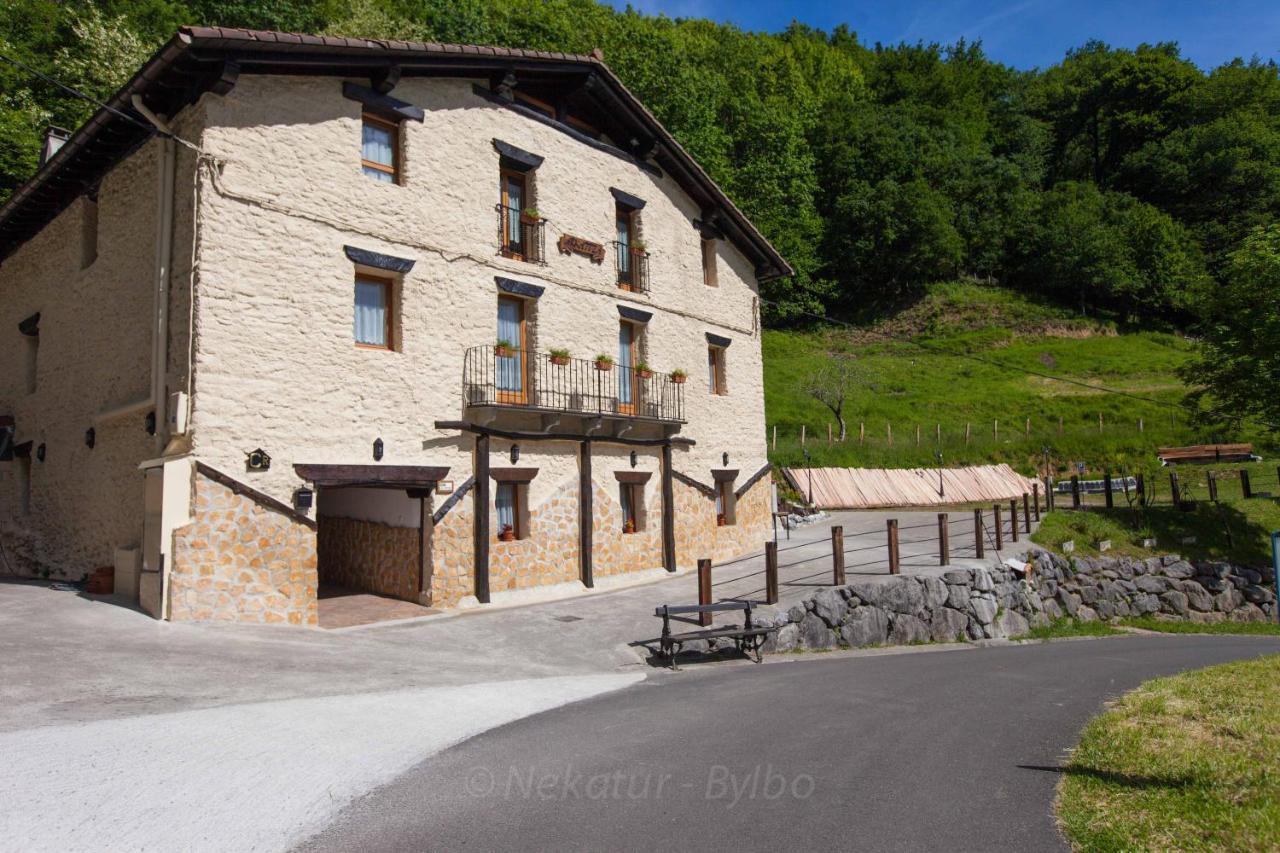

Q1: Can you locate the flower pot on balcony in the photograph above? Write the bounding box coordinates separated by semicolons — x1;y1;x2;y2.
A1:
495;345;515;359
595;358;614;372
549;353;570;366
498;524;516;542
670;372;687;384
624;519;636;534
636;369;653;380
716;513;728;527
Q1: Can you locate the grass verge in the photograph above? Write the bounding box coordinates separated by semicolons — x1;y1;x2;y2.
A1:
1018;617;1127;640
1120;616;1280;636
1057;654;1280;851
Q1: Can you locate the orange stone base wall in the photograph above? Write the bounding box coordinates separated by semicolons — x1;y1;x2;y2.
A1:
169;470;318;625
318;515;419;602
673;475;772;566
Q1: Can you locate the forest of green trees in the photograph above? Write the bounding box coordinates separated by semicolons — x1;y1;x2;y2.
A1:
2;1;1278;335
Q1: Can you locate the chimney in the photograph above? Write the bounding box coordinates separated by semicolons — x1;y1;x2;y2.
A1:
39;126;71;167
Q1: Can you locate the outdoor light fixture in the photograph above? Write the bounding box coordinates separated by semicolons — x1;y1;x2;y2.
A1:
246;448;271;471
85;427;95;449
630;450;637;468
293;487;314;511
510;444;520;463
722;452;729;466
373;438;384;461
36;442;46;462
935;450;944;498
145;411;156;435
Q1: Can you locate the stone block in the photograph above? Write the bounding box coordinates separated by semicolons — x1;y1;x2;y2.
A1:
841;606;890;648
929;607;969;643
890;614;931;645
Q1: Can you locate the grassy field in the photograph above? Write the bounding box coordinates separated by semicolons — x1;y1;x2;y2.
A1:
1057;655;1280;851
764;282;1273;475
1031;500;1280;567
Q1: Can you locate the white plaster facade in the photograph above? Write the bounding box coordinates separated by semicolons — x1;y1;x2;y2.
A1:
0;30;787;621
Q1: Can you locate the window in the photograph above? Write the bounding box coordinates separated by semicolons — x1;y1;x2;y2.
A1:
615;203;641;291
618;320;641;414
715;480;735;527
361;113;399;183
701;237;718;287
499;169;531;259
496;295;528;403
81;195;98;269
620;482;644;533
707;346;727;395
495;482;526;540
354;274;393;349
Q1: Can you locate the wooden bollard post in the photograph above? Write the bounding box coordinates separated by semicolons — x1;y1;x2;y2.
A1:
1170;472;1181;505
1071;475;1081;509
1032;483;1041;520
973;508;984;559
771;424;776;450
764;541;779;605
697;558;712;626
993;504;1004;550
1104;472;1113;509
1009;499;1019;542
938;513;949;566
800;424;806;446
1136;473;1145;501
1044;477;1055;512
1208;471;1218;502
1241;469;1253;499
831;526;845;585
859;422;865;444
887;519;900;575
1023;492;1032;533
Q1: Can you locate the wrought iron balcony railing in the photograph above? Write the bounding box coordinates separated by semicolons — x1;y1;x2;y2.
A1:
496;204;546;264
613;242;650;293
463;346;685;423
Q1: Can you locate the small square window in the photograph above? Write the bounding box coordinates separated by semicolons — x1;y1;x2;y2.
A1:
496;482;528;540
620;482;644;533
715;481;736;526
361;113;399;183
354;274;393;349
701;237;718;287
707;346;727;395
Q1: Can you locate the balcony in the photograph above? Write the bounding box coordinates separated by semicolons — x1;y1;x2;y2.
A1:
496;204;546;264
613;242;650;293
463;346;685;423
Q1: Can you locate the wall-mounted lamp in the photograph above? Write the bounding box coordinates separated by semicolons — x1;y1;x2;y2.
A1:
144;411;156;436
373;438;384;461
722;452;730;466
85;427;95;449
36;442;46;462
293;487;314;511
246;447;271;471
510;444;520;463
630;450;637;468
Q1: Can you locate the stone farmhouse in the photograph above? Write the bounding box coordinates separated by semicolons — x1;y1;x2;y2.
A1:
0;28;790;625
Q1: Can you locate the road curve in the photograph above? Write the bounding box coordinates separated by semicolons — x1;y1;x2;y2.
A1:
301;635;1280;852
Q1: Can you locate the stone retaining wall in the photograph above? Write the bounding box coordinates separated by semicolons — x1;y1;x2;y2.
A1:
762;551;1278;653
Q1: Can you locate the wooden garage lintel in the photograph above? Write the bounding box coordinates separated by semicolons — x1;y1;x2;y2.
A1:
294;463;450;487
434;420;694;449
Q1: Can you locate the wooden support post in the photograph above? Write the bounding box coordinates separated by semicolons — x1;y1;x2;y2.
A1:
1071;475;1081;509
831;526;845;585
1032;483;1041;520
938;513;949;566
993;504;1004;550
697;558;712;626
1241;469;1253;499
965;422;971;445
973;508;985;559
473;433;491;604
859;422;865;444
1208;471;1218;502
1009;499;1019;542
1045;477;1054;512
579;440;594;588
661;443;676;573
800;424;806;446
1023;492;1031;533
765;541;779;604
417;493;434;605
887;519;900;575
1104;472;1113;509
1170;472;1181;505
1135;472;1145;500
771;424;776;451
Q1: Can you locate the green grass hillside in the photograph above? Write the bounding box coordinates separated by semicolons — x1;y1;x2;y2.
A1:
764;282;1270;475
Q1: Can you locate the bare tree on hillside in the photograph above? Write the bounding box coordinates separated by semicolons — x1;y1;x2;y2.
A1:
805;357;865;442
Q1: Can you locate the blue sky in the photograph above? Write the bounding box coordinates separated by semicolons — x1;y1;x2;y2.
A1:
608;1;1280;69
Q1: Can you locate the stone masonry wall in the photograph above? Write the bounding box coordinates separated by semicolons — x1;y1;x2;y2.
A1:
763;551;1278;654
317;516;418;602
169;470;318;625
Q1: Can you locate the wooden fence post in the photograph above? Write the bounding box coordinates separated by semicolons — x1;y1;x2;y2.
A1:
1104;472;1113;509
1045;476;1055;512
993;504;1004;550
1009;499;1019;543
1071;475;1081;509
938;513;949;566
859;422;865;444
1023;492;1031;533
1025;417;1031;436
1241;469;1253;499
771;424;776;451
1170;472;1181;505
1208;471;1218;502
697;558;712;626
800;424;806;446
831;526;845;586
887;422;893;445
887;519;900;575
994;419;999;441
915;424;921;446
1136;473;1145;501
973;508;985;559
1032;483;1041;520
965;422;971;445
765;541;778;605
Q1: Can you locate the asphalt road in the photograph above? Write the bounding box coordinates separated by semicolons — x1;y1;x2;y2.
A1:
301;634;1280;853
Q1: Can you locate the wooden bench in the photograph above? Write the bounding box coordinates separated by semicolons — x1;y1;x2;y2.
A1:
653;600;778;670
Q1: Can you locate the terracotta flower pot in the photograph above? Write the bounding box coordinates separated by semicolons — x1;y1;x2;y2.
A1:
671;374;687;384
495;345;515;358
550;355;570;366
717;513;727;527
499;527;515;542
636;369;653;380
595;360;614;372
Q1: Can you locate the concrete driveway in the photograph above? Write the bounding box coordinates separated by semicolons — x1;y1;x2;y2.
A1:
300;634;1280;852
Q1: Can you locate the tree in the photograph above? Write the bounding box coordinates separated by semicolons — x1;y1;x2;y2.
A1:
805;356;865;441
1181;224;1280;434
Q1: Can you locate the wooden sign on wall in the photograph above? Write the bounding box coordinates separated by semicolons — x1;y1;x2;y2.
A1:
557;233;606;264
